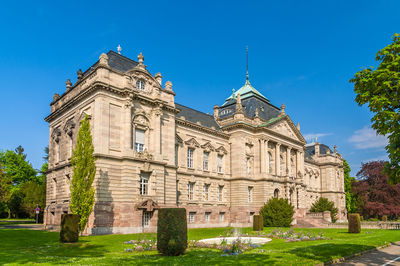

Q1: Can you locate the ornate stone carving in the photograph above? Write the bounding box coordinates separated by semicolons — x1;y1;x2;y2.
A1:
65;79;72;91
165;81;173;91
99;53;109;66
134;150;153;161
77;69;83;80
53;93;60;102
137;199;158;211
63;119;76;136
51;127;61;142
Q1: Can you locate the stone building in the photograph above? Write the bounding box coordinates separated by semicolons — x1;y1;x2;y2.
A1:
44;50;346;234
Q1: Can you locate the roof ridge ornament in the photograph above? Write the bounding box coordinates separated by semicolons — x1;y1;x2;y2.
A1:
117;44;122;54
246;46;249;81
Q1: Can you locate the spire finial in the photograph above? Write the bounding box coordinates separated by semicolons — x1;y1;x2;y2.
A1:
246;46;249;81
117;44;122;54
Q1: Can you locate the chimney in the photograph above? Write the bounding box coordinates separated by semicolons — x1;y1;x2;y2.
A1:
315;142;320;156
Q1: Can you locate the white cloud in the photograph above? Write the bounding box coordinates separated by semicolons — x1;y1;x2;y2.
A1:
303;133;332;142
348;126;388;150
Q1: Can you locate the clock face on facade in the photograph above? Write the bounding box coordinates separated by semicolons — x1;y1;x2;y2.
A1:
219;108;233;116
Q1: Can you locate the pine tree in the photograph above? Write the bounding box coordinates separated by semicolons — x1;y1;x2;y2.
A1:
70;116;96;233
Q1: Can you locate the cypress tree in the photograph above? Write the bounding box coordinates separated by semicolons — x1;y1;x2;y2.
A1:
70;116;96;233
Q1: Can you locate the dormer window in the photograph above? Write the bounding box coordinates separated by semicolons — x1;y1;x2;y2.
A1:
136;79;145;90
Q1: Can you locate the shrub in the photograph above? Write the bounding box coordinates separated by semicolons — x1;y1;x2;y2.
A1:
360;215;364;221
60;214;80;243
382;215;388;222
157;208;187;256
253;215;263;231
310;197;338;223
260;198;294;227
348;213;361;233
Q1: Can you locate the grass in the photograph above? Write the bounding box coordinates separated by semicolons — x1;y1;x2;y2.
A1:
0;227;399;265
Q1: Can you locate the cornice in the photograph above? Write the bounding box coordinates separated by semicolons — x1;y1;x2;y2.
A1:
175;118;230;139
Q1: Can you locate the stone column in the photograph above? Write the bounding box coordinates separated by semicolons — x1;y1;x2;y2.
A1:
296;150;301;179
275;143;281;176
260;139;265;174
287;147;291;177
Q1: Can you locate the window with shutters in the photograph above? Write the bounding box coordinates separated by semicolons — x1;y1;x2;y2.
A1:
135;129;145;152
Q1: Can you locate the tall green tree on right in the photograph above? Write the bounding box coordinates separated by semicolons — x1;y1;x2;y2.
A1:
70;116;96;233
350;33;400;184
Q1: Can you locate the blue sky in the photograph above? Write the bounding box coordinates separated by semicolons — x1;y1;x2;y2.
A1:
0;0;398;176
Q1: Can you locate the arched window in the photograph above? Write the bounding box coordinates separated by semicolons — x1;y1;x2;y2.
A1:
274;188;279;198
136;79;145;90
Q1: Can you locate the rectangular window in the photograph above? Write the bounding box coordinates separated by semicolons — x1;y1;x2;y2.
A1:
142;211;152;227
218;185;224;202
217;155;223;173
248;186;253;203
203;184;210;201
140;173;150;195
246;158;251;174
188;182;194;201
135;129;145;152
203;152;209;171
189;212;195;223
205;212;211;222
187;148;194;168
219;212;225;222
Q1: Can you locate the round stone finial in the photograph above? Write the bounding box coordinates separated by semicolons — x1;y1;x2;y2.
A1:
281;103;286;115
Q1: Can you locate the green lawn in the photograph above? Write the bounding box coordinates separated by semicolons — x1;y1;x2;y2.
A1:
0;227;399;265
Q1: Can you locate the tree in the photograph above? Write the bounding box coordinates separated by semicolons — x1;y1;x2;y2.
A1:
0;148;38;217
260;198;294;227
310;197;338;223
70;116;96;233
350;33;400;184
352;161;400;220
343;160;357;213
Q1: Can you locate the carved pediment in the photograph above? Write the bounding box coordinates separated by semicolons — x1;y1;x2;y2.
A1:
201;141;215;152
216;145;228;155
185;137;200;148
137;199;159;212
269;118;305;142
133;111;150;128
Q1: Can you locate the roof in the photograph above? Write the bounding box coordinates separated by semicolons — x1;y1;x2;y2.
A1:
82;50;140;78
222;79;269;106
219;94;280;121
175;103;220;130
305;143;333;159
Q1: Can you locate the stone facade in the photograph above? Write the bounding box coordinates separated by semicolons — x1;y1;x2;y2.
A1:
44;50;346;234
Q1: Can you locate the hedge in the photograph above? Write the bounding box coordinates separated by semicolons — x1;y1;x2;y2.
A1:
253;215;263;231
348;213;361;233
157;208;187;256
60;214;80;243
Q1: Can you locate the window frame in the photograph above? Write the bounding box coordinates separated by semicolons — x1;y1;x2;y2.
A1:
134;128;145;152
203;151;209;171
188;182;194;201
140;173;150;195
217;154;223;173
203;183;210;201
248;186;253;203
187;148;194;168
